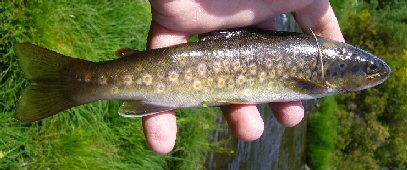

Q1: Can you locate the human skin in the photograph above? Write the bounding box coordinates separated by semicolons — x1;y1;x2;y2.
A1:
144;0;345;154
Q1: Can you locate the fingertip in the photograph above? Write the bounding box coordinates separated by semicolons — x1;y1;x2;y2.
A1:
270;101;304;127
142;111;177;155
223;104;264;141
294;0;344;42
148;22;190;49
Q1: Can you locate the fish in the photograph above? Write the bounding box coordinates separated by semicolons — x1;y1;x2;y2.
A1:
14;28;391;122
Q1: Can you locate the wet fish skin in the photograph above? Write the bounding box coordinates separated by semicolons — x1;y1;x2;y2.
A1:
14;28;391;122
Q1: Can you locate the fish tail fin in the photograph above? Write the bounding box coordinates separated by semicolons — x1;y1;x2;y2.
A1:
14;43;86;122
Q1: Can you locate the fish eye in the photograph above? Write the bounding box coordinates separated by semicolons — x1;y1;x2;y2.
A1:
338;62;346;70
366;60;378;74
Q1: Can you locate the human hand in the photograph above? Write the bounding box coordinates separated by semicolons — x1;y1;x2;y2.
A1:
144;0;345;154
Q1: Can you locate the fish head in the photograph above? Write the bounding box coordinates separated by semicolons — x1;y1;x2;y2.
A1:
321;41;391;92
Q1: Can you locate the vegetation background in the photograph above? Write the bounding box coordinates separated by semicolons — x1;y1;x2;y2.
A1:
307;0;407;169
1;1;223;169
1;0;406;169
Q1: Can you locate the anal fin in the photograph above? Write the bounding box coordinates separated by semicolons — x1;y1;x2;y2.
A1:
210;98;252;105
118;101;176;118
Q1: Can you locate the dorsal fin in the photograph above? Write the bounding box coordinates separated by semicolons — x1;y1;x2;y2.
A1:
198;27;302;41
115;48;141;58
198;28;257;41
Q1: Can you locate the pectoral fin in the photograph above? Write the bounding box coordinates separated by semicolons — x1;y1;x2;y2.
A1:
118;101;176;118
284;76;331;94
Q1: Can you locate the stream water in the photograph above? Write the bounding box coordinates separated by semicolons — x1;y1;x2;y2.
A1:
205;14;314;170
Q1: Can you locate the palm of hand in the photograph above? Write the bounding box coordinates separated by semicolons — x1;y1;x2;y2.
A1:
150;0;314;33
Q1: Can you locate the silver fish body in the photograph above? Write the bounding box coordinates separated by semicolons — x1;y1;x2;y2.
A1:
14;28;391;121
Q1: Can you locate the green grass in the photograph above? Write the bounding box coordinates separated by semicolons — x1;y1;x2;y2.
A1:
306;96;338;170
1;1;221;169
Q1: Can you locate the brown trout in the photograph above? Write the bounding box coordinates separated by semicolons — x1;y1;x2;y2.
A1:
14;28;391;122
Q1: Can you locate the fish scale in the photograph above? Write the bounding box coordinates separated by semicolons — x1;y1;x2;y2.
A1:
14;28;390;122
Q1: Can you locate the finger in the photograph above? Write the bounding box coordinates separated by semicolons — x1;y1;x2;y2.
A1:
270;101;304;127
222;104;264;141
148;21;190;49
293;0;345;42
142;22;190;154
142;111;177;154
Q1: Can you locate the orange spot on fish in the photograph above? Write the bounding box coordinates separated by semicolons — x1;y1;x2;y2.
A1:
193;80;202;90
198;63;207;76
112;86;120;94
241;65;247;73
228;79;235;88
156;83;165;93
143;74;152;85
217;78;225;88
84;74;92;82
168;71;179;82
266;59;273;68
249;64;257;75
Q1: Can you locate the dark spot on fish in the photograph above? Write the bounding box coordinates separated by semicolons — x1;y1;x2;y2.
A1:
339;71;345;77
351;65;360;73
339;63;345;69
337;48;345;55
326;69;331;77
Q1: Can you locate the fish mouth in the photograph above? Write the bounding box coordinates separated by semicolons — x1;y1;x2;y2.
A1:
362;63;391;90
